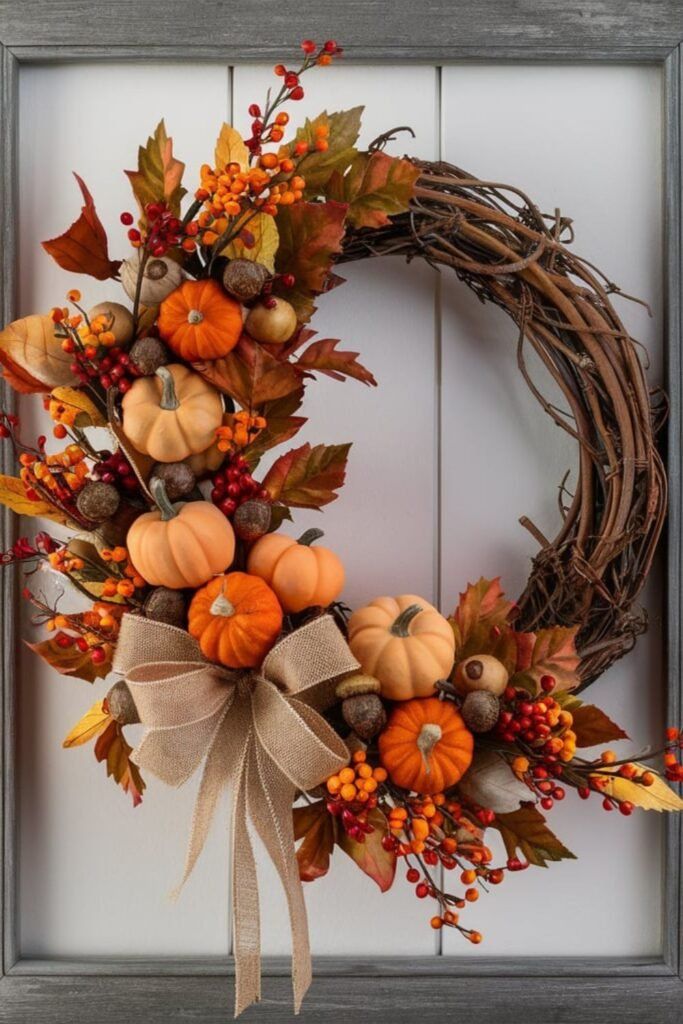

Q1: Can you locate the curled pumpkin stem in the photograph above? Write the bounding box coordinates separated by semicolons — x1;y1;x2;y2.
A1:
390;603;423;637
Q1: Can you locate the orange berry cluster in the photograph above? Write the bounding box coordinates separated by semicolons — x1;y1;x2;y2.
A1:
100;546;146;599
215;412;267;454
196;153;306;236
663;727;683;782
48;548;85;575
288;121;331;160
19;443;89;503
325;751;387;843
46;601;123;664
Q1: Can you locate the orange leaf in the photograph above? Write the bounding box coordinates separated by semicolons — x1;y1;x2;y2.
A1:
0;351;46;394
337;808;396;892
510;626;581;694
274;201;348;322
571;704;628;747
263;442;350;509
293;800;335;881
242;388;307;468
42;174;121;280
26;631;111;684
95;720;146;807
329;151;419;229
125;120;186;222
451;577;515;662
193;334;302;411
296;338;377;386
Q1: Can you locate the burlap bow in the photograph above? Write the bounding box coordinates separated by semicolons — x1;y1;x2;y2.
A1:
113;613;358;1016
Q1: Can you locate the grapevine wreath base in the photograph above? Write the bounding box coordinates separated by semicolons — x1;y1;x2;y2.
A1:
0;38;680;1017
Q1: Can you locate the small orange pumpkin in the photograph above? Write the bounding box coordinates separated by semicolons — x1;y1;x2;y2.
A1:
126;478;235;589
347;596;455;701
122;364;224;463
247;528;345;613
378;697;473;795
188;571;283;668
158;279;243;361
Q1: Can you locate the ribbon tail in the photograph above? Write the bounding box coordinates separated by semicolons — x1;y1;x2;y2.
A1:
247;741;312;1014
232;733;261;1017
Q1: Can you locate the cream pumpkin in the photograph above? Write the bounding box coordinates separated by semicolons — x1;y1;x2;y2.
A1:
347;595;455;701
121;363;223;463
126;478;235;589
247;528;344;613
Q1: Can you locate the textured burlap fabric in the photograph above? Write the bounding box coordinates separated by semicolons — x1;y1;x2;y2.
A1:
113;613;358;1016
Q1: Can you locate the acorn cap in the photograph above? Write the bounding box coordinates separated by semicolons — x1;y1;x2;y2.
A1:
335;673;381;699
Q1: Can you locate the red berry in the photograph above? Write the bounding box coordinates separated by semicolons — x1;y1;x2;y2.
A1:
127;228;141;242
324;40;338;52
248;103;261;117
120;212;134;225
91;646;107;664
381;835;397;852
602;798;614;812
540;797;554;811
540;674;556;692
290;86;304;101
0;424;10;438
301;39;316;54
406;868;420;883
415;882;428;899
619;801;634;816
280;273;296;288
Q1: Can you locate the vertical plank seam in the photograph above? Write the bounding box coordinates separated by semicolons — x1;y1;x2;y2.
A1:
434;61;444;960
227;59;234;965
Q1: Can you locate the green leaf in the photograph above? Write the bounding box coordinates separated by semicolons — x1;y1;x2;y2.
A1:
296;338;377;386
495;806;576;868
262;442;351;509
337;808;396;892
328;151;419;229
284;108;363;194
571;704;629;747
125;120;186;223
274;201;348;322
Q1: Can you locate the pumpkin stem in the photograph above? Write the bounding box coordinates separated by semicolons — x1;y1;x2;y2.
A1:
156;366;180;411
188;309;204;325
298;528;324;547
390;603;423;637
150;476;177;521
209;590;235;618
417;722;442;774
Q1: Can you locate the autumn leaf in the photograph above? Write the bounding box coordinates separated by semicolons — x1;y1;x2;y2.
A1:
263;442;350;509
457;750;532;813
125;120;186;222
95;720;146;807
296;338;377;386
63;699;112;748
598;764;683;812
42;174;121;280
0;314;76;391
284;108;363;194
293;800;336;881
450;578;515;663
274;201;348;322
193;334;302;411
495;806;576;867
242;389;308;468
571;704;628;747
0;474;75;526
337;807;396;892
221;212;279;273
510;626;581;694
63;537;128;603
26;632;112;684
215;123;249;172
328;151;419;229
50;386;106;427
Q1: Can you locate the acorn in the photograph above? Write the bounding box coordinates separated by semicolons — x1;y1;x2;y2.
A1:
335;673;381;699
454;654;509;696
75;481;120;523
143;587;188;628
461;690;501;733
120;251;182;306
342;694;387;741
87;301;134;345
233;499;272;541
129;336;169;376
151;462;196;501
222;258;269;302
245;297;298;345
106;680;140;725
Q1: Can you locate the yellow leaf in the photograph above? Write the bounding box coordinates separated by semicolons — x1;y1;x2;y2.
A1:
215;123;249;172
600;763;683;811
0;474;73;525
0;314;75;390
221;213;279;273
63;700;112;748
51;386;106;427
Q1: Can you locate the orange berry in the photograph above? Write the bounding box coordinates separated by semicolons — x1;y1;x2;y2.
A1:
357;763;372;779
315;139;329;152
641;771;655;786
326;775;341;794
411;818;429;841
410;839;425;854
430;916;443;930
275;112;289;125
465;888;479;903
362;777;378;793
373;767;388;782
469;931;483;945
351;750;366;764
279;158;295;173
111;547;127;563
67;288;81;303
260;153;279;169
391;806;407;821
460;869;476;884
356;789;369;803
512;756;529;774
270;127;283;142
601;750;617;764
441;837;457;854
340;783;357;802
339;766;355;785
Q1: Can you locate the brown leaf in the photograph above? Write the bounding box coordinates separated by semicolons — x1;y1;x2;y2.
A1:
450;577;516;663
125;120;186;222
510;626;581;694
283;108;363;194
26;633;112;684
0;474;75;526
42;174;121;280
293;800;336;881
337;808;396;892
242;388;308;468
193;334;302;411
94;720;146;807
495;806;576;867
296;338;377;386
328;151;419;229
571;704;628;747
63;699;113;748
0;314;76;390
262;442;351;509
274;202;348;322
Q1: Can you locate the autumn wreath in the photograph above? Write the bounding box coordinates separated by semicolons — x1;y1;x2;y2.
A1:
0;38;680;1017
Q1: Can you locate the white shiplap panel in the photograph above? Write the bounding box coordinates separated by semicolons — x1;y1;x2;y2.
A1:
439;64;663;957
232;64;440;955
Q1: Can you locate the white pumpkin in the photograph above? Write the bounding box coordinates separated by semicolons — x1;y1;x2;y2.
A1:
120;252;183;307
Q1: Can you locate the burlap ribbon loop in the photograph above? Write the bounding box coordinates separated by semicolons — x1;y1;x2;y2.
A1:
113;613;358;1016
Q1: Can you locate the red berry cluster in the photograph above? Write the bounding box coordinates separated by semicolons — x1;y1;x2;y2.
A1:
1;532;58;566
326;801;376;844
120;202;199;257
210;455;269;518
70;345;140;393
664;727;683;782
93;451;139;495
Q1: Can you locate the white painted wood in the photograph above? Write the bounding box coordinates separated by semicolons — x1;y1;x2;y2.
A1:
439;64;664;956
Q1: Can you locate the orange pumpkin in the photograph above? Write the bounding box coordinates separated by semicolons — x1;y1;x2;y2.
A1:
122;364;224;463
378;697;473;795
158;279;243;361
188;571;283;668
347;596;455;701
126;478;235;589
247;528;345;613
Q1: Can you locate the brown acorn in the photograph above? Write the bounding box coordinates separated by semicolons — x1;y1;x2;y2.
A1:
222;259;269;302
461;690;500;733
76;481;120;523
106;680;140;725
151;462;196;501
233;499;272;541
129;336;169;376
143;587;188;628
342;693;387;741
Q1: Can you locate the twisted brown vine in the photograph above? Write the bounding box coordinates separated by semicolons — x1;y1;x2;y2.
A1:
338;159;667;688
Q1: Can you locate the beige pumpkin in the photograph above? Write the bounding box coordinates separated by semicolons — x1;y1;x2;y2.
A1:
348;595;455;701
87;301;134;345
247;528;345;613
184;412;233;478
120;252;183;307
126;478;235;589
0;313;75;388
121;363;223;463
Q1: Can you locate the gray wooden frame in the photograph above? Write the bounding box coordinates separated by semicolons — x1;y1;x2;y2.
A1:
0;2;682;1021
